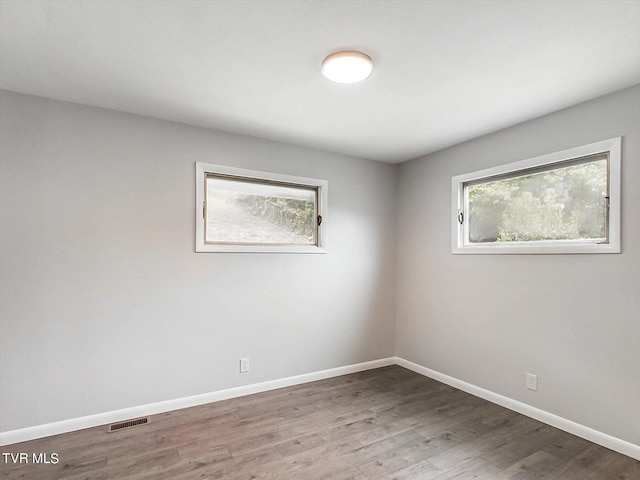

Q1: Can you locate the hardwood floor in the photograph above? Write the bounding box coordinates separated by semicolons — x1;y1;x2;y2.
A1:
1;366;638;479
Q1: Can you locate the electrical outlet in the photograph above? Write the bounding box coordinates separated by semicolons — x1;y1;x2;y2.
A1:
526;373;538;391
240;357;250;373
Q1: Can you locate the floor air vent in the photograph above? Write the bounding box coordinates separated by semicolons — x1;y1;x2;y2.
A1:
107;417;149;432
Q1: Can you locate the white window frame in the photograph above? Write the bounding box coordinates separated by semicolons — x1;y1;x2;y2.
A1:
196;162;328;253
452;137;621;254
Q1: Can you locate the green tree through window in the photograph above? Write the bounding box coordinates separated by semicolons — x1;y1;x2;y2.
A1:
467;160;607;243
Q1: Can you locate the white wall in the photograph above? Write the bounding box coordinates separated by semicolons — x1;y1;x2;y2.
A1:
396;85;640;445
0;90;397;432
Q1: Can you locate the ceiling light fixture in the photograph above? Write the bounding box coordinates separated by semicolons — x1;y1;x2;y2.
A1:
321;51;373;84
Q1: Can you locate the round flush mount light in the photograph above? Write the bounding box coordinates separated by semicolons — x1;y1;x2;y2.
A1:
321;51;373;84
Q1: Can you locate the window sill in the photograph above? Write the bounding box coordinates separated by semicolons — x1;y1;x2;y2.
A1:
452;240;620;255
195;244;327;254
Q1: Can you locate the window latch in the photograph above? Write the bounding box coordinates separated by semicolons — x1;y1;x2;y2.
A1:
317;215;323;226
457;210;464;225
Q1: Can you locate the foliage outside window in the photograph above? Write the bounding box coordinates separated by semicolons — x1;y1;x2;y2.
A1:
452;138;621;254
196;163;327;253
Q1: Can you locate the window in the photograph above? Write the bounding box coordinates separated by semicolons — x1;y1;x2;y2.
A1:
196;163;328;253
452;137;621;254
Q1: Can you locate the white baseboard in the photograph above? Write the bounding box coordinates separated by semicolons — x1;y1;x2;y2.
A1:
394;356;640;461
3;356;638;461
0;357;394;446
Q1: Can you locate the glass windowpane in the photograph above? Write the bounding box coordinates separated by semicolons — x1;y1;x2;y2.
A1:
466;158;608;244
205;176;317;245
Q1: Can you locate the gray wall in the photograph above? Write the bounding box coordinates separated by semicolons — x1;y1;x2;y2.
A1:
396;85;640;445
2;86;639;446
0;91;397;432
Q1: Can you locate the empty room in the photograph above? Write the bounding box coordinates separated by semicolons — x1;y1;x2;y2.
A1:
0;1;639;479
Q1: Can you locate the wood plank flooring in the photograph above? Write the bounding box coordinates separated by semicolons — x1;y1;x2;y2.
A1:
1;366;638;479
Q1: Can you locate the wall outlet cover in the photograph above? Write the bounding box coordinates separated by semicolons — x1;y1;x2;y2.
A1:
240;358;250;373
